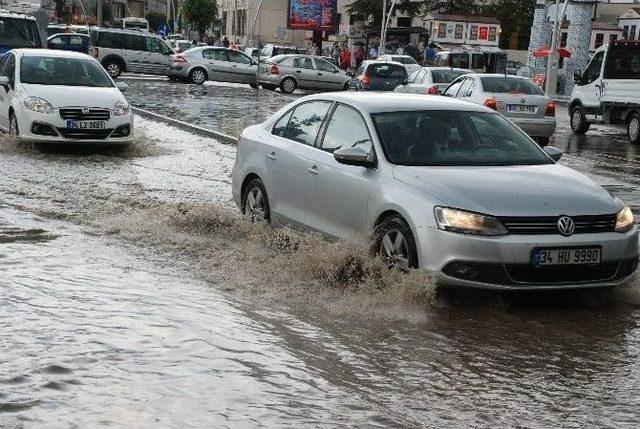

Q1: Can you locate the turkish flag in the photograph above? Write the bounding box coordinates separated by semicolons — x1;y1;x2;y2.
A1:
479;27;488;40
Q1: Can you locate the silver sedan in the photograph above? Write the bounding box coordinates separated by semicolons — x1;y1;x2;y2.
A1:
167;46;258;86
258;54;350;94
394;67;471;95
231;92;638;290
443;74;557;145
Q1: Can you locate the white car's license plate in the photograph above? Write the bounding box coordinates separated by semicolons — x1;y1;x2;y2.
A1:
66;120;105;129
532;247;601;266
507;105;536;114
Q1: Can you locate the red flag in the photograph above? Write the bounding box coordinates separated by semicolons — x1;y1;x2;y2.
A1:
479;27;488;40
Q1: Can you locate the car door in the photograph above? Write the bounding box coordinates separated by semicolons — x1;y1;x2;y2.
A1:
313;58;345;90
576;50;605;118
305;103;373;241
292;57;317;89
227;50;256;83
145;36;170;75
205;48;234;82
267;100;333;229
123;33;148;73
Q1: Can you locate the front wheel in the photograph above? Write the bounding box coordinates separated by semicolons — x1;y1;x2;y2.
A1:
242;178;270;223
628;113;640;144
570;105;590;134
373;216;418;272
104;61;122;78
280;77;297;94
189;68;207;85
9;112;18;136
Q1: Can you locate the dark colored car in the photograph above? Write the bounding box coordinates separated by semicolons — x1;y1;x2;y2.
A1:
47;33;90;54
347;60;408;91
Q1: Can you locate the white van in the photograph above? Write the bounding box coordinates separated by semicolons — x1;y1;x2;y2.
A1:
569;40;640;144
434;50;486;73
122;17;149;32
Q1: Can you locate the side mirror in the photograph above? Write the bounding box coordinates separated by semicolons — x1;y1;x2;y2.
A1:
333;147;375;168
116;81;128;92
0;76;8;87
573;69;582;84
543;146;563;161
346;70;354;77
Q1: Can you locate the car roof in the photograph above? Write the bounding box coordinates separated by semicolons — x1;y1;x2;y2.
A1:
478;74;532;80
297;92;492;114
363;60;405;66
423;67;471;73
93;27;156;37
47;33;90;40
12;49;93;59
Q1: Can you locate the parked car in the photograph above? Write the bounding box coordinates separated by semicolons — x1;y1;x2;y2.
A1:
168;46;258;86
90;28;174;78
259;44;304;60
570;40;640;144
244;47;260;59
46;24;90;37
47;33;90;54
122;17;149;32
346;61;408;91
434;49;486;73
231;92;638;290
506;60;525;75
0;49;133;144
173;39;195;53
376;54;421;76
443;74;556;145
259;55;349;94
395;67;470;95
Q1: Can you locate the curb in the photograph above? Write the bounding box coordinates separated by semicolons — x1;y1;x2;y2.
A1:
132;106;237;144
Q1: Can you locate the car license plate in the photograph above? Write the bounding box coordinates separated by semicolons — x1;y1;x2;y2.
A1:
507;105;536;114
532;247;601;266
66;120;105;129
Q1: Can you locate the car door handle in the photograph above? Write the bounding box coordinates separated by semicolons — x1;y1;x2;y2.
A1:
308;165;319;175
318;73;323;76
267;152;276;160
296;70;302;73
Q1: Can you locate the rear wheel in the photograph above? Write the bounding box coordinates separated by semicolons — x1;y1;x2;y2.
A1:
570;105;590;134
342;82;349;91
280;77;296;94
628;113;640;144
242;178;270;223
374;216;418;272
189;68;207;85
104;61;122;78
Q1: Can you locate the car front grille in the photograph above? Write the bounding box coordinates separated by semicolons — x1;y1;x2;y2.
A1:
59;108;111;121
498;214;617;235
56;128;113;140
506;262;620;284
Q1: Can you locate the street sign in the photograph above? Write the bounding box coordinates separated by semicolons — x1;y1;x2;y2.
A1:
157;24;170;37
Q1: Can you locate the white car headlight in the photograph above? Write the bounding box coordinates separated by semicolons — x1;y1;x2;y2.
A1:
435;207;508;236
114;100;130;116
615;205;635;232
24;97;53;114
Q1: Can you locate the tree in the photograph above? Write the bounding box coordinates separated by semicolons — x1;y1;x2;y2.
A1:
346;0;479;28
480;0;536;49
181;0;218;35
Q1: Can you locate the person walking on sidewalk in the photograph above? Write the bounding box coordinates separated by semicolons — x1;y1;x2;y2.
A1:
340;47;351;71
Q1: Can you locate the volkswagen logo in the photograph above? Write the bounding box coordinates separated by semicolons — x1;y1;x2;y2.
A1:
520;97;526;104
557;216;575;236
82;107;90;114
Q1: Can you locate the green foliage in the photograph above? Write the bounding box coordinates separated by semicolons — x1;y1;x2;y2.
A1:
482;0;536;49
181;0;218;35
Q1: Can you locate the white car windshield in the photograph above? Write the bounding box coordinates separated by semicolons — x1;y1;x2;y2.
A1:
372;111;552;166
20;56;114;87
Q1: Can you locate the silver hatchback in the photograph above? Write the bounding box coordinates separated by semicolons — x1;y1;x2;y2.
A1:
232;93;638;290
168;47;258;86
259;54;350;94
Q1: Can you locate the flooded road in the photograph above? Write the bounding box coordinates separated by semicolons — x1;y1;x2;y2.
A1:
3;83;640;427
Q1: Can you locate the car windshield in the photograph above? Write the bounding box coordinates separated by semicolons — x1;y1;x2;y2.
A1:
369;64;407;78
0;17;41;48
392;56;417;65
372;110;552;166
20;56;114;87
480;76;544;95
431;69;469;83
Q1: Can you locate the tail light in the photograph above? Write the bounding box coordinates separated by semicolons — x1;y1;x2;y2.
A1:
360;73;371;87
270;64;279;75
483;97;498;111
427;85;440;95
545;101;556;117
92;47;99;58
172;54;187;63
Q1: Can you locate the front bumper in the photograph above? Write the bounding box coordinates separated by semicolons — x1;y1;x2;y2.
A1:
16;107;134;144
510;117;557;138
418;227;639;290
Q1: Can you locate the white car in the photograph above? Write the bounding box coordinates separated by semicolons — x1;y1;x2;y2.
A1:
0;49;133;144
377;54;421;75
232;93;638;290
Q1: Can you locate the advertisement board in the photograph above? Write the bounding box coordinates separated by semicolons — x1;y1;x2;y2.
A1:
288;0;337;31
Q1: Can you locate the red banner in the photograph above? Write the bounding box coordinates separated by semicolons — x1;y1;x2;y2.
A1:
479;27;488;40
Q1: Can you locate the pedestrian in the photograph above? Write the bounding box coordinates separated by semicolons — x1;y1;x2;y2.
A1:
231;40;238;50
340;47;351;70
368;44;378;60
331;42;340;64
396;44;405;55
222;36;230;48
354;45;365;68
424;43;436;66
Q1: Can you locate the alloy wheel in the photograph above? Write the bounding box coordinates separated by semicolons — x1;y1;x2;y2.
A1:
379;228;410;272
106;63;121;77
245;186;266;222
282;79;295;94
192;69;206;84
630;117;640;142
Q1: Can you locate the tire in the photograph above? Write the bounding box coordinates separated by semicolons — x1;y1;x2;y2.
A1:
342;82;349;91
628;113;640;145
242;178;270;223
280;77;296;94
535;136;550;147
261;83;277;91
249;82;258;89
570;105;590;134
373;216;418;271
189;68;207;85
103;60;122;78
9;112;18;136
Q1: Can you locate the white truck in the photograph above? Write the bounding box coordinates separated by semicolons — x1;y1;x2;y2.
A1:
569;40;640;144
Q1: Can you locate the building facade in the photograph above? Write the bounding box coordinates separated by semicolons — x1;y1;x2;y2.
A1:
423;14;501;48
618;7;640;39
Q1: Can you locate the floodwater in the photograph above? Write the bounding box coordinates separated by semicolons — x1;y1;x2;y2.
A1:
2;87;640;427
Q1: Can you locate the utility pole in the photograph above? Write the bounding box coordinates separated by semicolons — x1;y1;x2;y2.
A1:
546;0;571;98
379;0;387;54
97;0;102;27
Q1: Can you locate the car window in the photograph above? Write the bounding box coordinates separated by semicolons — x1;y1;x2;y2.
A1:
20;56;113;87
284;101;332;146
407;69;420;84
146;37;163;53
272;110;293;137
50;36;62;45
69;36;84;45
431;69;468;84
203;49;226;61
277;57;294;67
5;53;15;88
293;57;314;69
369;64;407;78
603;45;640;79
416;69;428;84
124;34;146;51
443;78;464;97
480;76;544;95
315;58;336;72
457;78;474;97
228;50;252;64
449;53;470;69
321;104;372;154
471;53;485;69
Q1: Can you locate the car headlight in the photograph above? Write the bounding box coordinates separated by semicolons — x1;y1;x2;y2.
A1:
615;205;635;232
113;100;130;116
434;207;508;236
24;97;53;114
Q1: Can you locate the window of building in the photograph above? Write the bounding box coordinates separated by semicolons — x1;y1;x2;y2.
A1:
397;17;411;28
469;25;478;40
594;33;604;49
349;14;363;25
560;32;568;48
624;26;629;39
488;27;497;42
222;12;227;35
631;25;637;40
454;24;463;40
610;34;618;44
437;23;447;38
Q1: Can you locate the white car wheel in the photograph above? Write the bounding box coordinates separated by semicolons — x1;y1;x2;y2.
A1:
9;113;18;136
